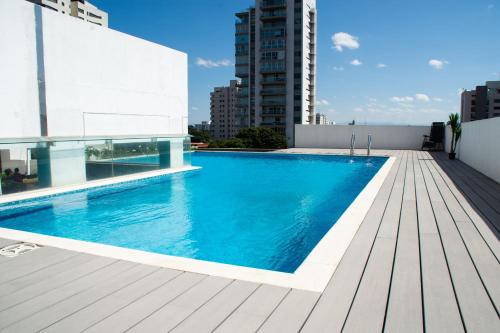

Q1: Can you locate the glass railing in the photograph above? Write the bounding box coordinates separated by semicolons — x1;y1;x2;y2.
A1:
0;135;191;196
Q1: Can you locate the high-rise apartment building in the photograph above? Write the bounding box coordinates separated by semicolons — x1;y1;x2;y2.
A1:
315;113;328;125
26;0;108;27
210;80;239;139
461;81;500;122
235;0;317;145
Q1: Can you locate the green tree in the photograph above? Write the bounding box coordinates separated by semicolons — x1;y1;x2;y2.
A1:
188;126;211;143
236;127;287;148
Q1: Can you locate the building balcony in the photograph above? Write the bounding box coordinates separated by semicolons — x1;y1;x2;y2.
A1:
261;99;286;106
261;111;286;116
260;0;286;10
261;77;286;84
261;121;286;126
261;11;287;20
261;88;286;95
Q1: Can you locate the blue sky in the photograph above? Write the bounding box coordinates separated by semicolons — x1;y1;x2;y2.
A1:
91;0;499;125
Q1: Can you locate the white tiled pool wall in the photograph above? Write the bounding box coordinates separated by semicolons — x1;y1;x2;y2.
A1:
0;153;395;292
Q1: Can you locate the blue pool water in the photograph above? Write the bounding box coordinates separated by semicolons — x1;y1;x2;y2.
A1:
0;152;387;273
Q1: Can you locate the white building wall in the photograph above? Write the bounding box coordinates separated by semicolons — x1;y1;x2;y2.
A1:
295;124;431;150
457;117;500;183
0;0;188;140
0;0;41;138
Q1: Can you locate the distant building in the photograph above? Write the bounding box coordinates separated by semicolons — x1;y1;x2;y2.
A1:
70;0;108;26
26;0;108;27
194;121;211;132
461;81;500;122
235;0;317;145
210;80;239;139
315;113;328;125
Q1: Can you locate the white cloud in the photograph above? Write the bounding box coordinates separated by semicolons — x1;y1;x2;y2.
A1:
415;93;430;102
332;32;360;52
390;96;414;102
433;97;443;102
350;59;363;66
316;99;330;106
428;59;449;70
376;63;387;68
191;106;199;111
196;57;232;68
332;66;345;71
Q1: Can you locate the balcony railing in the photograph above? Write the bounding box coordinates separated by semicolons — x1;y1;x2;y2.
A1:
261;99;286;106
261;76;286;84
261;10;287;20
261;88;287;95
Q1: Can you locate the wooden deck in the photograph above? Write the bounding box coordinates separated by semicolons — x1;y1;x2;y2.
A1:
0;150;498;332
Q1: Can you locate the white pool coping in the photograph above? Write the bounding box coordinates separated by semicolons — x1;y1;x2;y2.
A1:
0;155;395;292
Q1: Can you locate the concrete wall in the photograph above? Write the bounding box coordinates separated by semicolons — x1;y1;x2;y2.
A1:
295;124;430;150
0;0;188;139
0;0;41;138
458;117;500;183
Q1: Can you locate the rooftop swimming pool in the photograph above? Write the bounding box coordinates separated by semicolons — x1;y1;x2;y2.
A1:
0;152;387;273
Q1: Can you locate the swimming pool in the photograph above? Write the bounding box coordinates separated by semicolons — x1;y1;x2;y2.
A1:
0;152;387;273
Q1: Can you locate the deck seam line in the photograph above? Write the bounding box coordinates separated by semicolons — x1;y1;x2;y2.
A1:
0;258;120;313
37;266;163;332
209;283;263;333
414;151;426;332
78;269;184;333
382;151;409;332
255;288;293;333
165;279;237;333
0;261;138;330
122;273;212;333
429;157;500;262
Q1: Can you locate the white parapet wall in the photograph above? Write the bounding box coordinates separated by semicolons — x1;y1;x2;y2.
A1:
457;117;500;183
295;124;431;150
0;0;188;139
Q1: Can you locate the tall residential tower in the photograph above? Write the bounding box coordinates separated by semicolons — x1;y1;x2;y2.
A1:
210;80;240;139
235;0;317;144
461;81;500;122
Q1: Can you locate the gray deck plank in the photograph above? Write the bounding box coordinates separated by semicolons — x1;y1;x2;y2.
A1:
426;154;500;258
257;289;320;333
84;272;205;333
0;253;95;297
341;152;408;332
0;255;113;311
384;152;423;333
420;157;500;333
301;151;404;333
170;280;260;333
127;275;231;332
214;285;289;333
0;247;78;284
432;155;500;230
415;151;464;333
423;157;500;310
0;260;135;330
41;268;181;333
439;153;500;208
2;264;158;333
